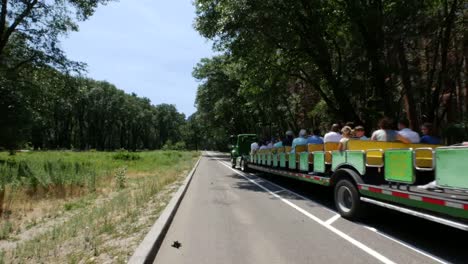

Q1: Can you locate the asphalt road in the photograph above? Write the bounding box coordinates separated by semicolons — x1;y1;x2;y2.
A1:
154;152;467;264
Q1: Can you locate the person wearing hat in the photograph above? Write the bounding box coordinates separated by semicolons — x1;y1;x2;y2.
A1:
354;126;368;140
291;129;308;153
282;130;294;146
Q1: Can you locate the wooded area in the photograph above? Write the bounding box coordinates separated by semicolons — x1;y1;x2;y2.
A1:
0;0;195;151
0;0;466;152
192;0;467;149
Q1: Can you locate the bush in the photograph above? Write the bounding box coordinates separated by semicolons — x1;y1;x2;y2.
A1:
112;151;141;161
162;140;186;151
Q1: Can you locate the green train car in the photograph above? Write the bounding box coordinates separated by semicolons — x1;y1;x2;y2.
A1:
238;138;468;231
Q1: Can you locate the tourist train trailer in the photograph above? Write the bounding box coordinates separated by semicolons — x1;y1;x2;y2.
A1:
229;134;468;231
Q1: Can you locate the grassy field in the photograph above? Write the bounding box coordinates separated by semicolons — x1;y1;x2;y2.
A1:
0;150;200;263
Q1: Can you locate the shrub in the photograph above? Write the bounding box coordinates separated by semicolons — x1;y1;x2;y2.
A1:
112;151;140;161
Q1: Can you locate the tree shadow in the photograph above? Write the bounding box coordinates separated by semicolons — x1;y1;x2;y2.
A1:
244;171;468;263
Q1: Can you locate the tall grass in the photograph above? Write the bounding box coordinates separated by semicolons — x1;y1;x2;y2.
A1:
0;150;199;263
0;151;199;215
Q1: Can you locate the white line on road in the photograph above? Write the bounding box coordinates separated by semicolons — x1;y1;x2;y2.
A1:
247;172;339;215
361;225;448;264
209;153;447;264
217;161;396;264
325;214;341;225
271;190;285;194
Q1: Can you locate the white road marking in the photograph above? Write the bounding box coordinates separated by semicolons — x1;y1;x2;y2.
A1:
325;214;341;225
247;172;339;215
217;161;396;264
271;190;285;194
361;225;448;264
208;152;447;264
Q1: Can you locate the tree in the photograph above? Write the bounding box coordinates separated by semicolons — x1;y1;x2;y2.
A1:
0;0;112;70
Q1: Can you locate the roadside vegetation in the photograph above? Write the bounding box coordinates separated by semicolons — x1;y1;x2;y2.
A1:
0;150;199;263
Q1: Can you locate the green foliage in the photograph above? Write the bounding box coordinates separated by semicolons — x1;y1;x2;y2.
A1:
114;167;127;190
0;221;13;240
193;0;467;146
113;152;141;161
162;140;187;151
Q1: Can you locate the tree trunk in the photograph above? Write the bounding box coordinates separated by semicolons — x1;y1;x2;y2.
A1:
398;40;419;130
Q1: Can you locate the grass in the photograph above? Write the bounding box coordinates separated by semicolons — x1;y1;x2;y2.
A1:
0;150;200;263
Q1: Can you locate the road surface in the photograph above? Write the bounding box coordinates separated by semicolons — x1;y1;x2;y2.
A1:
154;152;467;264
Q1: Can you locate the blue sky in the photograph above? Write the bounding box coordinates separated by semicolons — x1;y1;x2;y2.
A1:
62;0;213;117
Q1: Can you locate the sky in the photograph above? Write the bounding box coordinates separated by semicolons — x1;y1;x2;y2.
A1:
62;0;213;117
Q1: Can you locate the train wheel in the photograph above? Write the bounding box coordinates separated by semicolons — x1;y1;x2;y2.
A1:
334;179;362;219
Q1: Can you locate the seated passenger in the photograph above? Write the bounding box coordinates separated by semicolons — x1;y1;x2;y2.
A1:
324;124;342;143
291;129;308;153
345;121;355;129
250;141;259;154
338;126;352;151
259;140;268;150
267;139;274;149
353;126;368;140
307;129;324;144
282;131;294;146
420;123;441;144
397;119;420;143
273;136;283;148
371;117;411;143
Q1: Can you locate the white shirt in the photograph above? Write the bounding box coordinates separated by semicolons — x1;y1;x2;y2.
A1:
398;128;420;143
324;131;342;143
250;142;259;151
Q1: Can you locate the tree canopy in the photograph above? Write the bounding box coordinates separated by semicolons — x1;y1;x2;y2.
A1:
0;1;193;151
192;0;467;147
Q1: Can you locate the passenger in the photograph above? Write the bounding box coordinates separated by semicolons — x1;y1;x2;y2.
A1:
259;140;268;150
420;123;441;144
397;119;420;143
338;126;352;151
345;121;355;129
282;130;294;146
250;141;259;154
307;129;324;144
291;129;308;153
273;136;283;148
324;124;342;143
353;126;368;140
267;139;274;149
371;117;411;143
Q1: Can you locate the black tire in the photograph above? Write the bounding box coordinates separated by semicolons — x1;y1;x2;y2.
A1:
334;179;362;219
231;158;236;168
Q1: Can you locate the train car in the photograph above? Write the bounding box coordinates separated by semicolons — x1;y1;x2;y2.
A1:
238;138;468;231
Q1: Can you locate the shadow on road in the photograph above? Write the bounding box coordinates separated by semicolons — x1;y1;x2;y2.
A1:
265;173;468;263
228;168;468;263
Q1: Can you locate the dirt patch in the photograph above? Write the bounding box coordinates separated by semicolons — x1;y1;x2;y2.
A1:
0;165;193;263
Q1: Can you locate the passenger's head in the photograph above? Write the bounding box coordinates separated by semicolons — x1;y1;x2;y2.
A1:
354;126;365;137
421;123;433;136
299;129;307;138
331;124;340;133
341;126;352;137
378;117;393;130
398;119;410;130
286;130;294;140
313;129;321;136
345;121;355;129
